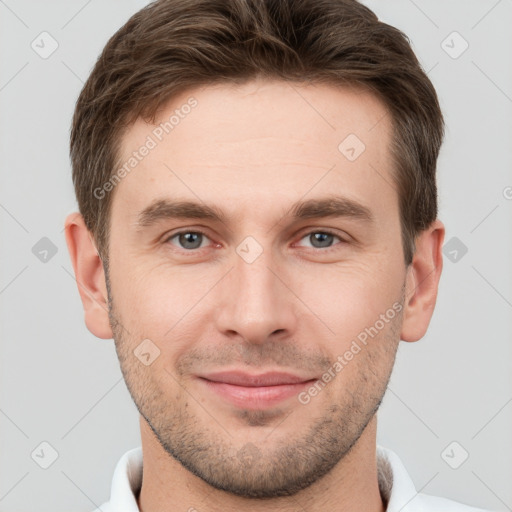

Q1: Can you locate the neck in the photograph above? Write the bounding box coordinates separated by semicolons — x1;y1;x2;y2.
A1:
136;415;385;512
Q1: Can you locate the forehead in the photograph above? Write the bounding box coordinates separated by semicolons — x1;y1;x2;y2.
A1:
112;79;396;226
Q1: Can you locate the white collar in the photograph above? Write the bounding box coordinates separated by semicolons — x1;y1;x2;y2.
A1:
94;445;487;511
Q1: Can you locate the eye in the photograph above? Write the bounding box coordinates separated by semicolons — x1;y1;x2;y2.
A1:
164;229;347;253
166;230;211;250
296;230;345;250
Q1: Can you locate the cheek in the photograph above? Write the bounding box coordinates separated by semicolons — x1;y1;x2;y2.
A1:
109;261;219;341
291;258;404;345
108;239;405;352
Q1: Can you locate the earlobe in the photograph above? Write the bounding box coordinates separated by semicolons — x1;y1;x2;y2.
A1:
400;219;445;342
64;213;113;339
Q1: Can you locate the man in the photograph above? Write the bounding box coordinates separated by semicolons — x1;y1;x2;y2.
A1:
64;0;491;510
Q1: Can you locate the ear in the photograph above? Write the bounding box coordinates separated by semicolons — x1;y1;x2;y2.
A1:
64;213;113;339
401;219;445;342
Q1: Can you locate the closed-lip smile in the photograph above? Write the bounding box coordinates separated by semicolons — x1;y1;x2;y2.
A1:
197;370;318;409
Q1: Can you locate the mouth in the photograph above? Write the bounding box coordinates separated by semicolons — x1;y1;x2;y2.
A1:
197;371;318;410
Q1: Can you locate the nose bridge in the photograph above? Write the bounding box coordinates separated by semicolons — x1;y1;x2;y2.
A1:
215;239;296;343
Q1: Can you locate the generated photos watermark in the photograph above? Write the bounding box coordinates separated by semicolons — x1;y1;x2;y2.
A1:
93;96;198;200
298;301;403;405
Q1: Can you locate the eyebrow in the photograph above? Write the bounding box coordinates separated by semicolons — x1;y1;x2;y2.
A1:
136;195;374;229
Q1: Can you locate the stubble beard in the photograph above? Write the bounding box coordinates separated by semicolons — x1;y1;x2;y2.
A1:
106;275;403;498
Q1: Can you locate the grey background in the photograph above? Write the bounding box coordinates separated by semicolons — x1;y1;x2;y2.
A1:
0;0;511;511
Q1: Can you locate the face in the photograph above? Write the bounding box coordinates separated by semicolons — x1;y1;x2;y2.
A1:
105;80;407;497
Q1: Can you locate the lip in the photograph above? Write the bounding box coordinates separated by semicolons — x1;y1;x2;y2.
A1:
198;371;317;410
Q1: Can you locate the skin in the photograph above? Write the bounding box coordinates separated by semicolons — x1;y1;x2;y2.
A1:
65;79;444;512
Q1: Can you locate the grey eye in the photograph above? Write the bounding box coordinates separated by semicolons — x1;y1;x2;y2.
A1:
309;232;335;248
169;232;207;250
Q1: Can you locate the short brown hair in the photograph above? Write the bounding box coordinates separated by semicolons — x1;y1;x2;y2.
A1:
70;0;444;265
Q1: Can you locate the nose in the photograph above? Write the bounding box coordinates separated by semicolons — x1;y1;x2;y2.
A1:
214;243;298;345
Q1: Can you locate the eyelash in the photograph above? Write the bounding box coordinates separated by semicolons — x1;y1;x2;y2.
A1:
164;229;348;253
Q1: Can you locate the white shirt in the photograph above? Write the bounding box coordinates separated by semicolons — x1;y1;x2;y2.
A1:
92;446;492;511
